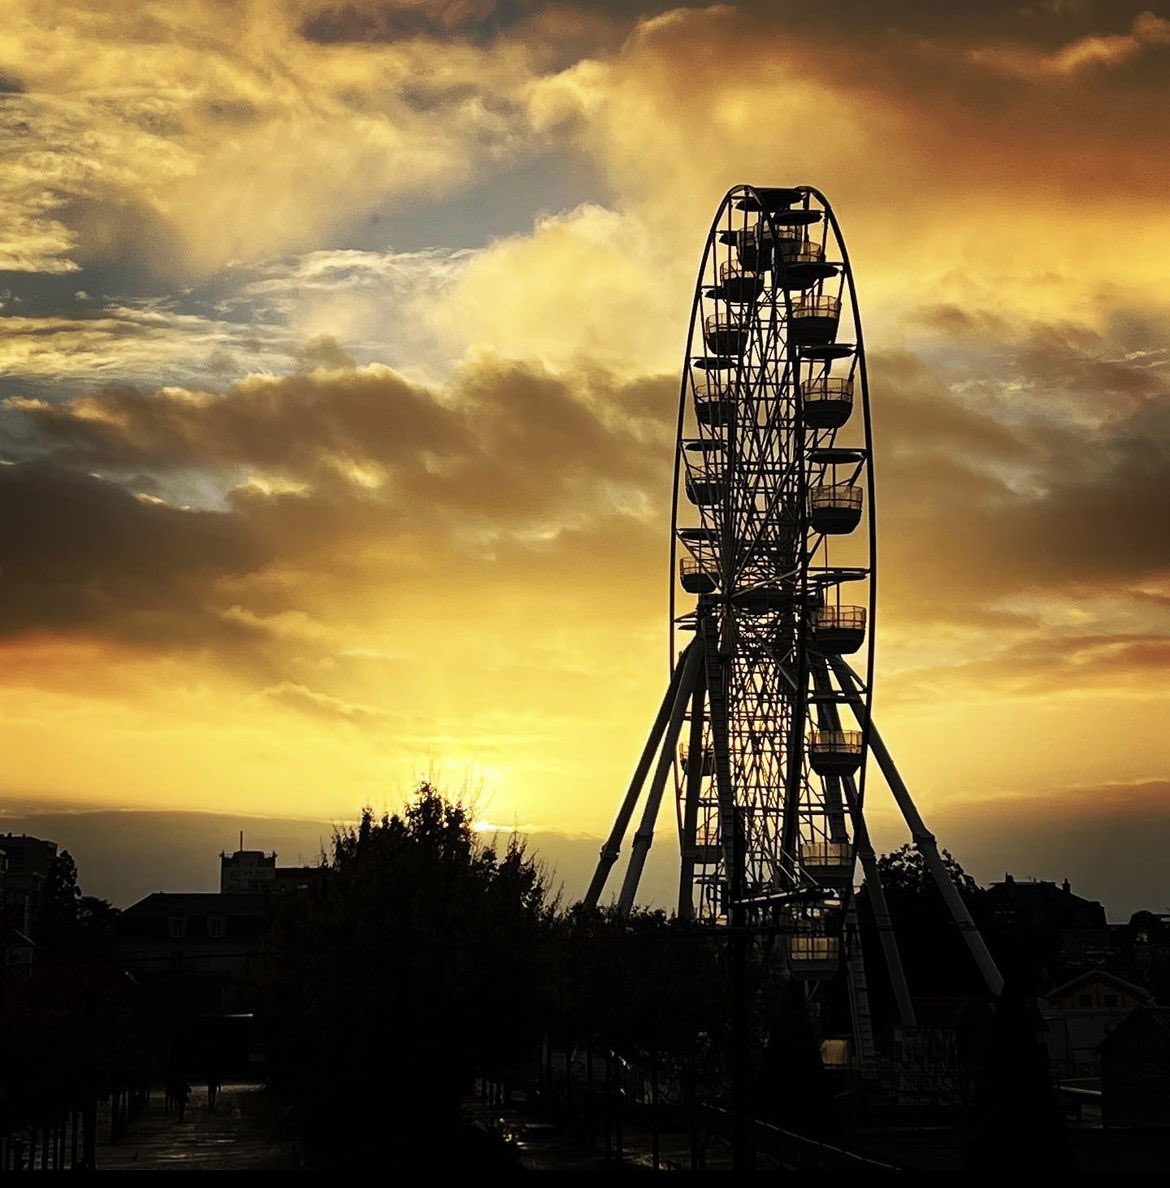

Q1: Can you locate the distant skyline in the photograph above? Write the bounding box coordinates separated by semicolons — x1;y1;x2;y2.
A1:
1;3;1169;898
4;795;1169;922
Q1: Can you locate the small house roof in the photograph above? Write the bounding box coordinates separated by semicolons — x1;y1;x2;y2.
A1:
120;892;271;918
1099;1006;1170;1052
1046;968;1153;1004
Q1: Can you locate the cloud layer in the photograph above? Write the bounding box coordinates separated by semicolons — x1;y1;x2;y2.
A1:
0;1;1168;889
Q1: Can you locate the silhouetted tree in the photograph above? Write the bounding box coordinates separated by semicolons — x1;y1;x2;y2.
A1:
542;904;814;1164
544;905;727;1059
77;895;118;934
859;844;988;1011
32;851;117;964
262;783;549;1168
2;846;144;1149
875;844;979;901
967;978;1076;1170
0;963;150;1126
35;849;82;944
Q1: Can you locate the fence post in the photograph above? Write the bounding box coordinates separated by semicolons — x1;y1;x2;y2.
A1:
651;1046;660;1170
614;1054;623;1163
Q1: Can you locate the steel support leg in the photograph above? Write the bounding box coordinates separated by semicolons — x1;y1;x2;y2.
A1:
809;659;916;1027
829;657;1005;996
618;642;702;916
584;641;695;908
677;656;708;920
843;792;917;1028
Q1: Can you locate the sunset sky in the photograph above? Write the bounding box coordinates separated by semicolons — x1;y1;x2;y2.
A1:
2;1;1169;913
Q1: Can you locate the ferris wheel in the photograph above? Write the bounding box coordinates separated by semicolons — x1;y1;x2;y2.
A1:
586;185;1003;1068
668;184;875;936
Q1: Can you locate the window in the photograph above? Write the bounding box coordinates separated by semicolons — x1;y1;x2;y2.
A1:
1104;994;1118;1008
207;915;226;940
820;1039;850;1068
168;916;188;939
1078;994;1091;1008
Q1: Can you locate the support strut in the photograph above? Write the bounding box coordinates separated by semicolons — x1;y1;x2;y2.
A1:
677;657;709;920
582;641;693;907
809;659;917;1029
584;640;697;909
618;642;703;916
829;657;1005;996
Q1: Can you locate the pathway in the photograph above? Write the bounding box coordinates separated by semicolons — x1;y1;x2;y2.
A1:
97;1083;298;1171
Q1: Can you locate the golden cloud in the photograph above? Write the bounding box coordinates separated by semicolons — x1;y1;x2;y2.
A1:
1;0;1168;853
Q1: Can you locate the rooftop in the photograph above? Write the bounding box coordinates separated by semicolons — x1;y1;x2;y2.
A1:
121;892;273;918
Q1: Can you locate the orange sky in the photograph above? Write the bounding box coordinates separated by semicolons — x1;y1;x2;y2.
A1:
1;1;1169;910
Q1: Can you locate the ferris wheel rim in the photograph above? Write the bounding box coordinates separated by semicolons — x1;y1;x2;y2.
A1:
668;182;879;922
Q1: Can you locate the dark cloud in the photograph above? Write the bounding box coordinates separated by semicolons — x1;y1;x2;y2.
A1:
0;460;268;646
7;335;1168;687
299;0;1150;48
296;0;702;48
751;0;1149;41
55;194;195;293
609;3;1170;203
296;335;357;370
884;633;1170;704
196;97;260;125
871;349;1031;461
7;359;672;524
1000;397;1170;588
0;361;673;691
920;305;1169;412
1015;329;1167;407
299;0;536;45
871;327;1170;625
9;369;466;477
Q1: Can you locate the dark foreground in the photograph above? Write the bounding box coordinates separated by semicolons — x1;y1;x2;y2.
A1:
84;1080;1170;1172
96;1083;298;1171
94;1081;745;1172
95;1083;662;1172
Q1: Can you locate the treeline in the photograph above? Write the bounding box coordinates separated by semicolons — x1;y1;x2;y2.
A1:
0;853;147;1165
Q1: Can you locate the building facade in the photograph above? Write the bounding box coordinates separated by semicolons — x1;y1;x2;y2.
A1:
0;834;58;938
219;850;277;893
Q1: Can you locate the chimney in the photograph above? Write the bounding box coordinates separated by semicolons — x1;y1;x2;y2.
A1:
1062;878;1071;895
